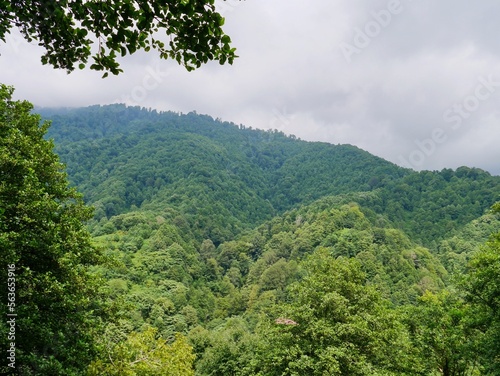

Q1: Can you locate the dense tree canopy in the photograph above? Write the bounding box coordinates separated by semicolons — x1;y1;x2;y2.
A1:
88;327;195;376
41;105;500;247
0;0;237;75
254;249;415;375
462;218;500;374
0;85;106;375
2;93;500;374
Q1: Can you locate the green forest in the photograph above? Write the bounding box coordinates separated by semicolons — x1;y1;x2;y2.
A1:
2;88;500;375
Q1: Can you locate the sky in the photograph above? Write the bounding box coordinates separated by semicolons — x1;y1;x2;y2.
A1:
1;0;500;175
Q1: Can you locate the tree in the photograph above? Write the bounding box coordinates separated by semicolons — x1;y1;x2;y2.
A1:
403;290;482;376
0;84;106;375
461;203;500;374
191;318;257;376
88;326;195;376
0;0;238;76
254;248;416;375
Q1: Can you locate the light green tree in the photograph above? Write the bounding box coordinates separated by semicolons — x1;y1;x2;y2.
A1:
403;290;482;376
254;248;416;375
88;326;195;376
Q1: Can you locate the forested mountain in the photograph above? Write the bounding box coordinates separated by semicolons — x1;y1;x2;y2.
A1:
23;104;500;374
41;105;500;247
40;105;406;244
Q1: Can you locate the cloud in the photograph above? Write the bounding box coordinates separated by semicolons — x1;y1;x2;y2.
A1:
1;0;499;175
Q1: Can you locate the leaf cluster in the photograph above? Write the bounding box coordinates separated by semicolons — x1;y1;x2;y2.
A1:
1;0;238;75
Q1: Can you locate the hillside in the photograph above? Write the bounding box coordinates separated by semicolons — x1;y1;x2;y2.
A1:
41;105;500;247
89;196;500;375
3;102;498;374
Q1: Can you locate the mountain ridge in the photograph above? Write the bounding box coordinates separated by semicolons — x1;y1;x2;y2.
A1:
39;104;500;246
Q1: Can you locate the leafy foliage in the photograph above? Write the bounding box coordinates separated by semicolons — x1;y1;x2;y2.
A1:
462;229;500;374
88;326;195;376
403;290;482;376
0;85;106;375
3;98;500;375
254;249;416;375
1;0;237;75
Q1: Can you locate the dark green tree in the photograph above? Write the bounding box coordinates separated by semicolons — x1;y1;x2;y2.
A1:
0;0;238;75
0;85;106;375
462;203;500;374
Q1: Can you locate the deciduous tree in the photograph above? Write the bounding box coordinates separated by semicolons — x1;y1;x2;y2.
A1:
0;0;238;75
254;248;416;375
88;326;195;376
462;203;500;374
0;84;106;375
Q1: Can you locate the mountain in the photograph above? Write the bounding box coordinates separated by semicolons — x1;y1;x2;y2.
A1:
35;104;500;374
41;104;500;247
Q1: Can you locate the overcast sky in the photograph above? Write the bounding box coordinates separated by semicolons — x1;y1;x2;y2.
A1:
1;0;500;175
